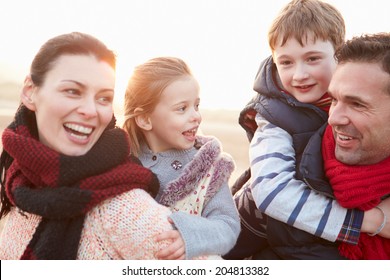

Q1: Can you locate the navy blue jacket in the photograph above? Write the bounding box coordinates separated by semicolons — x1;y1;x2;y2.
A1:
235;56;343;259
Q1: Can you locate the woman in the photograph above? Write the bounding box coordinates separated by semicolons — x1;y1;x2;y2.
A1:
0;32;174;260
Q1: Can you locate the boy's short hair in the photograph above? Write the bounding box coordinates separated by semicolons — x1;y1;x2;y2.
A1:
268;0;345;52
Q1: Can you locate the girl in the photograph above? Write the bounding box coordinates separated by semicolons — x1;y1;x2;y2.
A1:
123;57;240;260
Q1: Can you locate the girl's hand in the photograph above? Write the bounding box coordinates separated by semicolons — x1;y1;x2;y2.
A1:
155;218;186;260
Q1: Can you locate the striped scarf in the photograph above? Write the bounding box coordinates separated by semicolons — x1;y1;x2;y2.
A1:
1;105;159;259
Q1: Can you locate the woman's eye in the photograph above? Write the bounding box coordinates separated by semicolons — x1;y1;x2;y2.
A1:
66;89;80;95
98;96;113;105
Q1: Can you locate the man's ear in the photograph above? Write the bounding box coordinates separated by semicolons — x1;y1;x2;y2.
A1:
21;76;36;111
134;108;152;131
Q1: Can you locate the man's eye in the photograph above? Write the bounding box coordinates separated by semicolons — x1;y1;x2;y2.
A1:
353;102;365;109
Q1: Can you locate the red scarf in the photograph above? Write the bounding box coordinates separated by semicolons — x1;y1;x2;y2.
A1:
322;125;390;259
2;105;159;259
313;92;331;113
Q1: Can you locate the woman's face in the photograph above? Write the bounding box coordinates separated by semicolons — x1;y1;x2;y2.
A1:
23;54;115;156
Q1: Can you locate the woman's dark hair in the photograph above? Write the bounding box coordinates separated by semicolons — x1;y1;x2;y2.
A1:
0;32;116;219
30;32;116;85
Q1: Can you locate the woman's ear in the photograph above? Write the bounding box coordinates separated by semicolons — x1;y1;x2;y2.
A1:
21;76;36;111
134;108;152;131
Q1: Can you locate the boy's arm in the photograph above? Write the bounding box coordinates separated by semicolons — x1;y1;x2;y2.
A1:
250;115;362;244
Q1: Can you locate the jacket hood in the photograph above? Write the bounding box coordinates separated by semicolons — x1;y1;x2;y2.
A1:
253;55;286;100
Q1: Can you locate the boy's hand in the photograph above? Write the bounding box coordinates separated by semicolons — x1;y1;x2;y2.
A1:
362;197;390;238
378;197;390;238
155;218;186;260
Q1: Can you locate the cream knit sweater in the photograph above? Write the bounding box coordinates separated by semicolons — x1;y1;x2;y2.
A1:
0;189;173;260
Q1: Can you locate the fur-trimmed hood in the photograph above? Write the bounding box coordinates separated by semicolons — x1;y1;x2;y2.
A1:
158;135;235;207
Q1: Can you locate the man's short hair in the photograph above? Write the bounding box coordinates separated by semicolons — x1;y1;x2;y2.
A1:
335;33;390;95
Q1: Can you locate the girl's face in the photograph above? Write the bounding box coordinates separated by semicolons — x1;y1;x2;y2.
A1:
22;54;115;156
142;76;201;153
273;34;336;104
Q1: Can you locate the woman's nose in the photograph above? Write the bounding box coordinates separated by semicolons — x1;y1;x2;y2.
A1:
77;97;98;118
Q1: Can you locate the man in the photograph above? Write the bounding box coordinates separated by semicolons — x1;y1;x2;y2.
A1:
227;32;390;259
323;32;390;259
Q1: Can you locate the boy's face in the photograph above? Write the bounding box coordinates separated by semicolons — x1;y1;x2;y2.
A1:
273;35;336;104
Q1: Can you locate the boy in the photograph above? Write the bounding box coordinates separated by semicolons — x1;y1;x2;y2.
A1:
225;0;363;259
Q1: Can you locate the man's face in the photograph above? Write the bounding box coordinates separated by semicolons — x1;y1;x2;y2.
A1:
328;61;390;165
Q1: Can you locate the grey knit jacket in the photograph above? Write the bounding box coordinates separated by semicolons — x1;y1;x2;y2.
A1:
139;135;241;259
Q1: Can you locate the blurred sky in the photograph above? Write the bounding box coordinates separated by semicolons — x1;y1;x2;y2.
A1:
0;0;389;110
